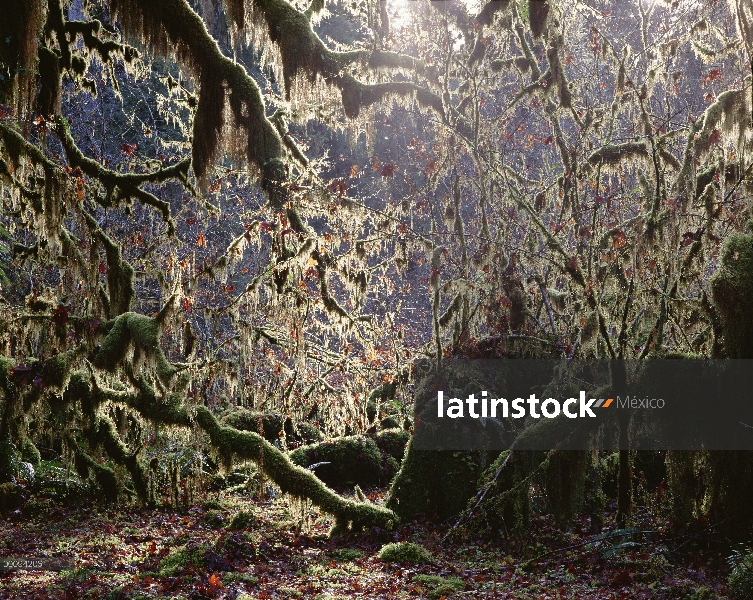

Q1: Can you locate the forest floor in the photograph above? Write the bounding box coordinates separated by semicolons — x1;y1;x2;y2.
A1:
0;472;735;599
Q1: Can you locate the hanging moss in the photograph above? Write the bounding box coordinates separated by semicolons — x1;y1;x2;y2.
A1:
74;451;119;501
0;0;43;110
528;0;550;38
40;349;77;389
110;0;286;191
20;437;40;468
95;417;148;503
99;230;135;318
366;380;397;423
93;312;177;384
193;406;396;533
37;46;62;116
124;379;192;427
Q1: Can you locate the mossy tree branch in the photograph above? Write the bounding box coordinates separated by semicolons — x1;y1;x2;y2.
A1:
193;406;396;532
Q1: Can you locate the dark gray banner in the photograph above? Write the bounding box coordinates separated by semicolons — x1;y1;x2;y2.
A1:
411;360;753;451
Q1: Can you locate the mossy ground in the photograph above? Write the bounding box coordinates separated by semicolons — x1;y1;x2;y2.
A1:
0;473;736;599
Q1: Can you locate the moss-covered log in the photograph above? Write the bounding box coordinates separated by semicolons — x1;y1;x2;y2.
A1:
290;435;398;488
194;406;396;533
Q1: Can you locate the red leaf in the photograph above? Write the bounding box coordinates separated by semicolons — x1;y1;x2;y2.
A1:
52;305;69;327
380;163;396;177
612;230;627;249
327;179;348;197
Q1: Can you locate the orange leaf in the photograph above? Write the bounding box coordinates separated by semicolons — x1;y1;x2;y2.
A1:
208;573;223;590
196;231;206;247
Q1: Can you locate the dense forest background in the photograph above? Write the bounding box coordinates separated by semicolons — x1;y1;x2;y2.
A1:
1;0;753;597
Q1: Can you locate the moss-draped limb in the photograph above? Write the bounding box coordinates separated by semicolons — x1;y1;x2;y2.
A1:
94;416;149;503
82;211;134;318
710;233;753;358
55;116;182;233
93;312;178;385
194;406;397;532
74;450;119;501
108;0;286;189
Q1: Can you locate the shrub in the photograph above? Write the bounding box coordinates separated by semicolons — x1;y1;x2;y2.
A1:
228;509;256;531
378;542;432;564
413;574;465;599
728;548;753;599
158;544;208;576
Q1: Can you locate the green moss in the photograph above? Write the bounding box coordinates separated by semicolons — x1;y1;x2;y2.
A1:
74;451;118;501
41;349;76;389
158;544;208;577
93;312;176;383
296;421;324;445
378;542;432;564
290;436;395;487
379;416;400;430
228;509;256;531
366;381;397;423
100;229;135;318
387;438;486;522
219;407;287;443
413;574;465;599
20;438;40;468
326;548;364;561
95;417;148;503
374;428;409;462
711;234;753;357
